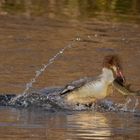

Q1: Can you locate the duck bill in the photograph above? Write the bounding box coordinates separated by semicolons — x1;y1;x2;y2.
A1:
117;70;125;84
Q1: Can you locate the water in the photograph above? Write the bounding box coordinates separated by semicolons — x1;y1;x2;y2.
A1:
0;107;140;140
13;35;80;103
22;37;77;94
120;97;132;112
0;0;140;139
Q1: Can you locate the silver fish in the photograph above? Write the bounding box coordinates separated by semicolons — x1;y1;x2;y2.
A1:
112;80;140;96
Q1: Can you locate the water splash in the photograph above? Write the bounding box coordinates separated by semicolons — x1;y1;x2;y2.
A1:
121;96;139;113
10;36;81;103
121;97;131;112
132;96;139;112
7;33;139;112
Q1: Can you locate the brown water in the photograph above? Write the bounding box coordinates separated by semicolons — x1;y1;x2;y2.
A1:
0;0;140;139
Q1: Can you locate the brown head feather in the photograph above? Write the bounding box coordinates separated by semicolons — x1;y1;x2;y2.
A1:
103;54;122;70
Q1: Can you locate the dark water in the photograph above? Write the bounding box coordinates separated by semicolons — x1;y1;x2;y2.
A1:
0;0;140;139
0;0;140;23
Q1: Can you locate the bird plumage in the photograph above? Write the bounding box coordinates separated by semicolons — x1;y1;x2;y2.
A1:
61;68;114;104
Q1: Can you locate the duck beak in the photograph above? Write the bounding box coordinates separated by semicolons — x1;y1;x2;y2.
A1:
112;66;125;84
116;68;125;84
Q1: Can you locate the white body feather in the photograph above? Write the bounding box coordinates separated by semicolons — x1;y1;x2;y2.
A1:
66;68;114;104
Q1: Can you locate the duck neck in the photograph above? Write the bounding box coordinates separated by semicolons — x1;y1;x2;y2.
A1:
100;68;114;85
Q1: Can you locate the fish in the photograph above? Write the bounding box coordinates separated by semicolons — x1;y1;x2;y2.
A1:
112;80;140;96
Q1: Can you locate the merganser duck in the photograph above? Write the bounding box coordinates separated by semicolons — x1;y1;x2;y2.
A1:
60;55;125;104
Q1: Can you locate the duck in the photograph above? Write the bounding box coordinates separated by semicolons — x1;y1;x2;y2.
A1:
60;55;125;105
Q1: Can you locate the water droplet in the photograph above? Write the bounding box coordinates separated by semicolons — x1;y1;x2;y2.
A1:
94;34;98;37
76;37;81;41
60;51;63;54
87;35;92;39
12;36;76;104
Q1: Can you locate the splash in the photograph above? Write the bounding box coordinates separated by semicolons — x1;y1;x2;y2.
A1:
132;96;139;112
6;34;139;112
10;36;81;103
120;97;131;112
23;38;79;94
120;96;139;113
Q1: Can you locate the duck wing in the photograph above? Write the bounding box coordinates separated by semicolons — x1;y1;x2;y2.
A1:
60;77;95;95
40;87;64;95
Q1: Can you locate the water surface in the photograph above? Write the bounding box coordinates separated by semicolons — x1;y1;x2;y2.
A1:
0;0;140;139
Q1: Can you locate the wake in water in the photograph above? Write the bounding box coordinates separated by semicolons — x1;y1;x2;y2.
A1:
0;88;139;113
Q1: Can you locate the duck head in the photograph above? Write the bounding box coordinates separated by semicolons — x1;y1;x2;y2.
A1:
102;55;125;85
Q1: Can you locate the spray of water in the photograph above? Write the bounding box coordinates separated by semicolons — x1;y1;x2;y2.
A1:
132;96;139;112
120;96;139;112
10;36;81;103
9;33;139;112
121;97;131;112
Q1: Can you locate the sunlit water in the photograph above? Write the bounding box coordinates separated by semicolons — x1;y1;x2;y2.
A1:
0;0;140;139
0;107;140;140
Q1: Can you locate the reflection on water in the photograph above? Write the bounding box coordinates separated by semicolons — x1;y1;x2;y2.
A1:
0;0;140;22
0;0;140;140
0;107;140;140
67;112;111;139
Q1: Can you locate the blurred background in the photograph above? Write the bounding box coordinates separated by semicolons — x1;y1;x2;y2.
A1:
0;0;140;22
0;1;140;140
0;0;139;94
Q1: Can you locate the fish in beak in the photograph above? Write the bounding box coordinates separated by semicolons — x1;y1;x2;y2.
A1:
112;66;125;85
